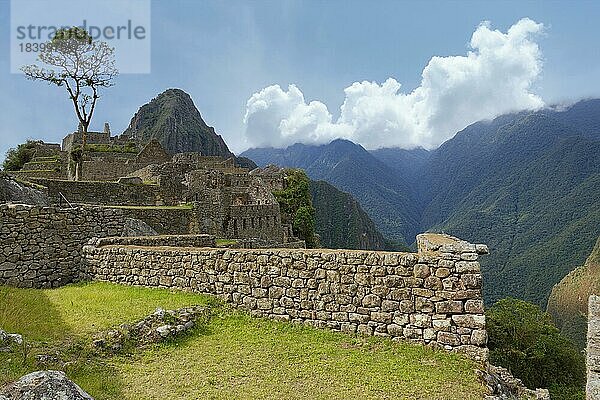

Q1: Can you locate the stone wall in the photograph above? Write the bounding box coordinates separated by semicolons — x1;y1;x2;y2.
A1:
10;169;67;181
89;234;216;248
80;152;136;182
588;295;600;399
82;233;489;360
0;204;125;288
112;206;196;235
31;179;164;206
227;204;283;242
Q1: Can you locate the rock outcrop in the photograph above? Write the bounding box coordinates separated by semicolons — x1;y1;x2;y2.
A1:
0;173;48;205
92;306;210;353
0;371;94;400
480;365;550;400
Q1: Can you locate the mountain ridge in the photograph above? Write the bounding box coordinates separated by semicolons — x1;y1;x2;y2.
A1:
547;237;600;349
243;139;421;244
241;99;600;306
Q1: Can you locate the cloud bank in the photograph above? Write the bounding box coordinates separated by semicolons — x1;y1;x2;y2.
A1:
243;18;545;150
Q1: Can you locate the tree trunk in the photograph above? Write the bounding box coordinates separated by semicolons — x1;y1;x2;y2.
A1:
77;125;88;181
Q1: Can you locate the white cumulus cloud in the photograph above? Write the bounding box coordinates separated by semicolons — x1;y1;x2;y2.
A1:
243;18;545;150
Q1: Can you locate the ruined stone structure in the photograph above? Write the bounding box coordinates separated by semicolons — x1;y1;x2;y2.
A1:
7;126;294;246
0;204;125;288
0;201;490;359
588;295;600;399
61;122;131;153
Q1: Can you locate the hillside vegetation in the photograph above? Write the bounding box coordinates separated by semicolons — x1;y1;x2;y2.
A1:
547;237;600;349
0;282;486;400
243;139;421;245
242;100;600;307
487;298;585;399
311;180;385;250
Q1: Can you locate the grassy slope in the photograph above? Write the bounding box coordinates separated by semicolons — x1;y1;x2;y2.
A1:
0;283;485;400
547;237;600;349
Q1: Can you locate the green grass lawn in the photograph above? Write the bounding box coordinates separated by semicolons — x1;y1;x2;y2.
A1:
216;238;239;247
0;283;486;399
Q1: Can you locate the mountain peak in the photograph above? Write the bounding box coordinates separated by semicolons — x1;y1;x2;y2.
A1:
123;88;233;157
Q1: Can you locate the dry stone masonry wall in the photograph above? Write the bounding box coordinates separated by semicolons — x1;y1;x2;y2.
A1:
588;295;600;399
0;204;125;288
88;235;216;249
83;233;489;360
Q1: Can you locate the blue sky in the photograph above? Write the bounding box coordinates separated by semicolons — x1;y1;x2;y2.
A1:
1;0;600;161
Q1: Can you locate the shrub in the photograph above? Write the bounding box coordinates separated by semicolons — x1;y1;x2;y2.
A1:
2;140;41;171
486;298;585;398
274;169;318;247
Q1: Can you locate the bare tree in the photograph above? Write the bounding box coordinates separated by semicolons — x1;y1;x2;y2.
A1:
22;27;118;180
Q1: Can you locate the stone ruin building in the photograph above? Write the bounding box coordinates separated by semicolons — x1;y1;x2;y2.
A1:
7;124;299;247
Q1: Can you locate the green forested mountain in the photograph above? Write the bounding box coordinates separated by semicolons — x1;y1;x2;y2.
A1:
243;139;420;244
421;111;600;305
311;180;385;250
547;237;600;349
242;99;600;307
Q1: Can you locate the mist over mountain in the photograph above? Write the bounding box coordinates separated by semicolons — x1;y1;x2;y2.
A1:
241;99;600;306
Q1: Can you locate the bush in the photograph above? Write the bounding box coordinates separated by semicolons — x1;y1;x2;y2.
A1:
274;169;318;247
486;298;585;398
2;140;41;171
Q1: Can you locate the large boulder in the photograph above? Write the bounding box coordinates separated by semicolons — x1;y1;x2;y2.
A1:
0;371;93;400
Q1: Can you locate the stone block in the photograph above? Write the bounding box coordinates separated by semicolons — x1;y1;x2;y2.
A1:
424;276;443;290
432;318;451;331
435;300;463;314
381;300;399;312
387;324;404;336
269;286;285;299
410;314;432;328
371;312;392;324
415;297;433;313
413;264;430;278
437;332;461;346
464;299;484;314
423;328;436;341
470;329;487;346
362;294;381;308
460;252;478;261
399;300;414;313
461;274;481;289
403;327;422;339
455;261;480;273
451;315;485;329
435;267;450;278
388;288;411;301
393;313;409;326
